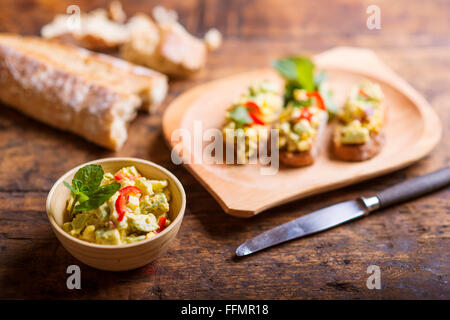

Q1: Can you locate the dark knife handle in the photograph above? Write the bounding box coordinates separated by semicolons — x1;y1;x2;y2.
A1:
375;167;450;209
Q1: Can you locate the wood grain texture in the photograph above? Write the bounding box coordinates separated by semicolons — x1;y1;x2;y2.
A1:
0;0;449;299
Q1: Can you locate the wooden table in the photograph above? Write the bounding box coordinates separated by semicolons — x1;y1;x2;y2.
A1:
0;0;448;299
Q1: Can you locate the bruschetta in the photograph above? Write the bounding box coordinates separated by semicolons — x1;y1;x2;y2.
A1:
275;90;329;166
272;56;335;167
222;81;283;164
333;80;386;161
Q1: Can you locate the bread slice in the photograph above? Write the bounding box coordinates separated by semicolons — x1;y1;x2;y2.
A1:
120;14;207;77
41;7;129;51
278;112;328;167
0;34;168;150
333;130;385;161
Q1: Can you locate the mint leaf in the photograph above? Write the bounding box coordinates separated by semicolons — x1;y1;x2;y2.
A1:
74;182;120;212
272;58;298;81
273;57;315;92
63;181;89;202
229;105;253;126
63;181;77;195
73;164;104;194
64;165;120;213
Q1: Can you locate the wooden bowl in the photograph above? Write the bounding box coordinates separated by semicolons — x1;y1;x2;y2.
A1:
46;158;186;271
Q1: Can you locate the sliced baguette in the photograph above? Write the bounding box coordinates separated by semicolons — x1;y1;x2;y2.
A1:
278;112;328;167
41;8;129;51
120;14;207;77
0;34;168;150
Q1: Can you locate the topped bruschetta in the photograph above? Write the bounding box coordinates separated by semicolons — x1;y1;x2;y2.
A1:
272;56;335;166
333;80;386;161
222;81;283;163
275;90;329;166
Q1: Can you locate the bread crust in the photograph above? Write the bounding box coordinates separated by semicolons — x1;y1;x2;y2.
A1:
120;15;207;77
0;34;167;150
278;112;328;167
333;131;385;161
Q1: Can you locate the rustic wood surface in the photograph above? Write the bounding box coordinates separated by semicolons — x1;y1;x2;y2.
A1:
0;0;449;299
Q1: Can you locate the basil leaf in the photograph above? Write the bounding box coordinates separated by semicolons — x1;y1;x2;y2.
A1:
229;105;253;126
74;182;120;212
73;164;104;194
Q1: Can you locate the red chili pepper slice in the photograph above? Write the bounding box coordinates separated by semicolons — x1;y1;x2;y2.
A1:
359;89;370;99
115;186;142;222
245;101;261;114
306;92;326;111
249;112;265;125
114;172;141;181
245;101;265;125
114;172;127;181
298;107;313;122
157;216;167;233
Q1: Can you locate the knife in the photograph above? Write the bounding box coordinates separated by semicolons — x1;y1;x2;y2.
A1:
236;167;450;257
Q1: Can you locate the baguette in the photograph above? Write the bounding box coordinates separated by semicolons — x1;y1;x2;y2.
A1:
0;34;168;150
333;81;386;161
41;7;129;51
120;13;207;77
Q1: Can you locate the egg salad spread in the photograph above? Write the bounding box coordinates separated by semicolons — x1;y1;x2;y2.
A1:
62;165;171;245
275;89;328;152
337;81;385;145
222;81;283;162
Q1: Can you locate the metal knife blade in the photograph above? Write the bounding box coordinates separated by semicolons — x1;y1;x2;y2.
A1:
236;200;368;256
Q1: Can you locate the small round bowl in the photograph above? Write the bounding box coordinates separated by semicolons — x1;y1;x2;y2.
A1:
46;157;186;271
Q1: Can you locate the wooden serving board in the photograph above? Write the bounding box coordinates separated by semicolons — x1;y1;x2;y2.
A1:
162;47;442;218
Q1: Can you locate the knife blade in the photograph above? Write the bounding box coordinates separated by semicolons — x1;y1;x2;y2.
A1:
236;167;450;257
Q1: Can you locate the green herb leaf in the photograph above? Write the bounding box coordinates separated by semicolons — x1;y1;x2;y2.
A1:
74;182;120;212
229;105;253;126
63;165;120;213
63;180;89;202
273;57;315;92
73;164;104;194
63;181;77;195
272;58;298;81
